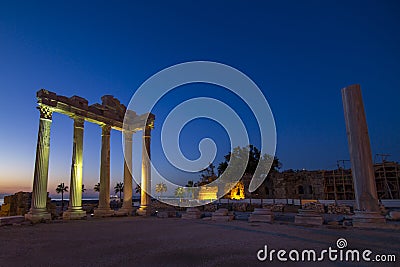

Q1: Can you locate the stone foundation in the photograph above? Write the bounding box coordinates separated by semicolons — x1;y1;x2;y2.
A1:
295;209;323;226
137;207;151;216
352;211;386;228
181;208;201;219
63;210;87;220
93;208;114;217
115;207;133;216
157;211;176;218
248;208;273;223
25;210;51;223
0;216;25;226
212;208;234;222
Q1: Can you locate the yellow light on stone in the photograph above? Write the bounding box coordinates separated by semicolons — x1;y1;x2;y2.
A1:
229;181;245;200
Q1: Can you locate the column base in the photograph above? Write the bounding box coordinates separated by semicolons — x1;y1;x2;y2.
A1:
63;209;87;220
25;210;51;223
352;211;386;228
93;208;115;217
137;206;151;216
115;206;133;216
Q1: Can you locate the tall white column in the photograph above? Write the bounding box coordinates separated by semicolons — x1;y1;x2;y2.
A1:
119;131;133;215
94;125;114;217
63;116;86;220
25;105;53;222
137;126;151;216
342;84;385;227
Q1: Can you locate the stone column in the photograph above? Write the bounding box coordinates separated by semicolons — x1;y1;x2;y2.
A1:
25;105;53;222
118;131;134;215
137;126;152;216
94;125;114;217
63;116;87;220
342;84;385;227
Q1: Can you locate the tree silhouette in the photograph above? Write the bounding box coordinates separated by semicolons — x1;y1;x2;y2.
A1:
217;145;282;176
82;184;86;193
197;163;218;186
186;180;197;199
94;182;100;192
135;184;141;194
175;187;185;202
56;182;68;212
155;183;167;199
114;182;124;199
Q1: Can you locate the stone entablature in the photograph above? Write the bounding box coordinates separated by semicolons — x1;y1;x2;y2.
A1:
36;89;154;131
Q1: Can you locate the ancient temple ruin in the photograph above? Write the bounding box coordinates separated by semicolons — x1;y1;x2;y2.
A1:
25;89;154;222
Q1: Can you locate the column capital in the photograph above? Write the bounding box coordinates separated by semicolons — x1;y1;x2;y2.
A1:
37;105;53;120
123;130;135;141
71;116;85;128
143;125;152;138
146;120;154;130
101;124;111;136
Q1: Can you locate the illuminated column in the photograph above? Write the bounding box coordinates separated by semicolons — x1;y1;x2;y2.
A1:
119;131;133;215
94;125;114;217
63;116;86;220
342;84;385;227
137;126;151;216
25;105;53;222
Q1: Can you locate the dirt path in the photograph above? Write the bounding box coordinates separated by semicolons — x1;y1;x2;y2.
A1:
0;217;398;266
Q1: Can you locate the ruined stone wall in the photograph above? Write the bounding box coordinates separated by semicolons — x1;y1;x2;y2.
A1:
220;162;399;200
0;191;55;217
235;170;325;200
0;192;31;217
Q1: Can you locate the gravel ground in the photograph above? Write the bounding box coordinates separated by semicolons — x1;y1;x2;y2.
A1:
0;216;399;267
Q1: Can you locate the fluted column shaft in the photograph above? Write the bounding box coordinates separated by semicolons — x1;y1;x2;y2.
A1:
121;132;133;212
67;117;85;211
98;125;112;210
140;126;151;211
29;105;53;215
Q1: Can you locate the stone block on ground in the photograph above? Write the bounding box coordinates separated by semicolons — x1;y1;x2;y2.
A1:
181;208;201;219
386;211;400;221
295;209;323;226
158;210;178;218
212;208;234;221
352;211;386;228
248;208;273;223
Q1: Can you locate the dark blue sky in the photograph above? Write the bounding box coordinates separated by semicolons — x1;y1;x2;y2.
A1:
0;1;399;195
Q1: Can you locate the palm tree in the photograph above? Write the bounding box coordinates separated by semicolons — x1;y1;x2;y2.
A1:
135;183;141;194
114;182;124;199
56;182;68;212
186;180;196;199
94;182;100;192
175;187;185;202
155;183;167;199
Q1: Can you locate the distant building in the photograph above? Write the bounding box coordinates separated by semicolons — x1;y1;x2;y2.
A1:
225;161;400;201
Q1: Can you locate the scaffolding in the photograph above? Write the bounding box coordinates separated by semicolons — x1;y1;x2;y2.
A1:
323;168;354;201
323;160;400;200
374;161;400;199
